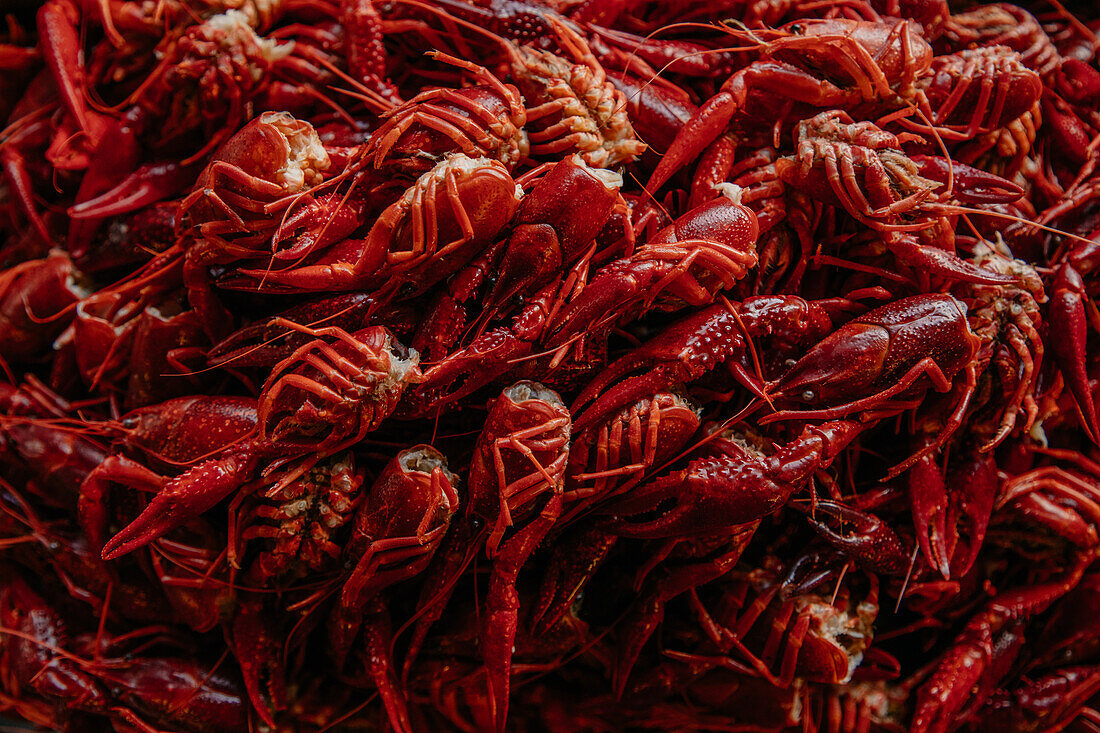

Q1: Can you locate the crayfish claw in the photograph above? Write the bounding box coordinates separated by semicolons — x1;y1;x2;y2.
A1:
885;232;1018;285
911;154;1025;204
101;446;264;560
1049;264;1100;445
907;451;953;580
571;302;750;431
225;596;287;728
805;501;910;577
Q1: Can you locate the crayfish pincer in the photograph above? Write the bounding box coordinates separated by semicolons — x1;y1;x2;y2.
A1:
401;381;571;733
80;394;261;558
601;420;864;539
571;294;834;433
472;381;571;733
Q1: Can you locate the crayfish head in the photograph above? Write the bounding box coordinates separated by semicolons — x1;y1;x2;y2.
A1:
467;381;570;553
361;445;460;542
202;111;329;197
767;323;890;408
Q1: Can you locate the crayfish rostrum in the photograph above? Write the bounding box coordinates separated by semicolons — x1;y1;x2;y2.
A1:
3;0;1100;731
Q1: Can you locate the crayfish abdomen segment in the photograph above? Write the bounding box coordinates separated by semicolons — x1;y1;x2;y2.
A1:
508;19;645;168
921;48;1043;135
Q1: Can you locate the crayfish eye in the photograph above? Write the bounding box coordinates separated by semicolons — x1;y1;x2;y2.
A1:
801;389;816;403
789;23;804;34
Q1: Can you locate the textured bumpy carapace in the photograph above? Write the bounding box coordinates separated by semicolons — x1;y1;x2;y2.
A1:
4;1;1100;731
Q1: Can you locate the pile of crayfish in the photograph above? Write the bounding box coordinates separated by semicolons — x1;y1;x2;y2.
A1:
4;0;1100;729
